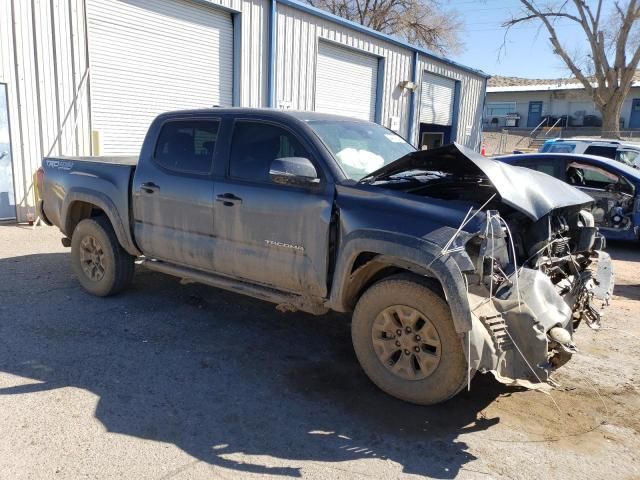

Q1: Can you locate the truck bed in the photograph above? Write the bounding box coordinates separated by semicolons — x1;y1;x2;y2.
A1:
40;155;138;251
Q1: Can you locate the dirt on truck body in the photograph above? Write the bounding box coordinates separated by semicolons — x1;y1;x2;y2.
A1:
38;108;614;405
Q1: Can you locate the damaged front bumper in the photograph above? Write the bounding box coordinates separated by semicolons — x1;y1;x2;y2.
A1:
465;248;614;389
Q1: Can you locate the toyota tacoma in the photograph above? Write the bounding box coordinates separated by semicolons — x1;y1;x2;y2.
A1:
38;109;614;405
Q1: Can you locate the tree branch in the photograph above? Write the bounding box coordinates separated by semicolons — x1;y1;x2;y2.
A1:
508;0;595;95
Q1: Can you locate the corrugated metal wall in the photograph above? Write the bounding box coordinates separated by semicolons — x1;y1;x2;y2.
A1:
274;3;414;138
207;0;268;107
1;0;486;222
0;0;91;222
418;55;486;149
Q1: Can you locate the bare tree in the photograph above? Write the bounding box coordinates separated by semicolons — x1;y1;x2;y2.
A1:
307;0;461;54
504;0;640;138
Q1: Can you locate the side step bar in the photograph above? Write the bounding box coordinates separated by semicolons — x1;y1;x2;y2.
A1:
141;259;328;315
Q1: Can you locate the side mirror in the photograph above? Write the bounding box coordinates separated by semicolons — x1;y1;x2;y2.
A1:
269;157;320;187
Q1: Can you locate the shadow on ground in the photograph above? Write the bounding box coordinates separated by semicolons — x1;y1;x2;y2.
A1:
0;252;510;478
607;241;640;301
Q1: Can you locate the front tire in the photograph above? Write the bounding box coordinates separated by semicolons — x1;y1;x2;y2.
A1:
351;275;467;405
71;216;134;296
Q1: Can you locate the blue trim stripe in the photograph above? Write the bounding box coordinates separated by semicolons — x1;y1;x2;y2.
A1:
374;57;384;124
407;50;419;145
267;0;277;107
232;12;242;106
450;80;461;142
275;0;489;79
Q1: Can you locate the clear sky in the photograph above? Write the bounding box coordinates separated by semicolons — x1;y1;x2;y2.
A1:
447;0;587;79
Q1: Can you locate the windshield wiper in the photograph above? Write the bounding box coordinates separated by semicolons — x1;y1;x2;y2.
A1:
359;170;444;184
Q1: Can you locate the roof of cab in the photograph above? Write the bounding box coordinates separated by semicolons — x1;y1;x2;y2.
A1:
156;107;370;124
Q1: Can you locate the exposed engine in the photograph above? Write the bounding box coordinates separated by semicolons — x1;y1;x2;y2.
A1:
365;143;615;388
460;206;613;386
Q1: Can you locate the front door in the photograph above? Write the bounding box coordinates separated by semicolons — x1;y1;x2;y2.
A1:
630;98;640;129
132;118;220;271
212;119;334;297
527;101;543;128
0;83;16;221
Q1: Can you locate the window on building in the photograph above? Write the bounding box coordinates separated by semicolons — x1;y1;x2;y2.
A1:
484;102;517;118
154;120;219;174
229;121;312;183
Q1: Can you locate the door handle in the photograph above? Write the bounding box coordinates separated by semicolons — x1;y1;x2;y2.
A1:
216;193;242;206
141;182;160;194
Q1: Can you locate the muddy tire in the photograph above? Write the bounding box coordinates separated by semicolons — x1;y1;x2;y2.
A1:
71;216;134;297
351;274;467;405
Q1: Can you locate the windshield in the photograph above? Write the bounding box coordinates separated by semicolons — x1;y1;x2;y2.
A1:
307;120;415;180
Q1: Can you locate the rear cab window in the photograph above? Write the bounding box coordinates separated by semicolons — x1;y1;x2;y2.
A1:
154;119;220;175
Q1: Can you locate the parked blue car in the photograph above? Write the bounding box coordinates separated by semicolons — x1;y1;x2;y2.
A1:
497;153;640;242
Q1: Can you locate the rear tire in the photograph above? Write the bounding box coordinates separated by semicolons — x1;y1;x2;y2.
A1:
351;274;467;405
71;216;134;296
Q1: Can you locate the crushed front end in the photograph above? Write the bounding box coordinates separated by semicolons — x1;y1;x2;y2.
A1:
463;207;614;387
363;143;616;388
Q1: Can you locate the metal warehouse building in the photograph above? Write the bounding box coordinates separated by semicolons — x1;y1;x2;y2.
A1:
0;0;488;222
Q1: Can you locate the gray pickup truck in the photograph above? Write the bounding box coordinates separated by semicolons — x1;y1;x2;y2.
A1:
38;108;614;405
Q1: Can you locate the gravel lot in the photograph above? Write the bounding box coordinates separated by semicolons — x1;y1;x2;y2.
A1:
1;224;639;479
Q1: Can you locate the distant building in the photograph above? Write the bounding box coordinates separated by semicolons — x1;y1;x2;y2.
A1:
484;73;640;130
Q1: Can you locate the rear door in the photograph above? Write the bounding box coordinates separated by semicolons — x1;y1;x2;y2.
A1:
212;118;334;297
132;117;220;271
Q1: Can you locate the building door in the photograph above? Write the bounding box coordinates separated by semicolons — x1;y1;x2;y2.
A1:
87;0;234;155
0;83;16;221
315;42;379;122
420;73;456;127
418;72;457;146
421;132;444;150
630;98;640;129
527;101;543;127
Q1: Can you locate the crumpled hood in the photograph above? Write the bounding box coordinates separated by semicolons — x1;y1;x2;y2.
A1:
364;143;594;221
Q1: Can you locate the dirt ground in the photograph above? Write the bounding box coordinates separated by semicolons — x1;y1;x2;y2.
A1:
0;223;638;479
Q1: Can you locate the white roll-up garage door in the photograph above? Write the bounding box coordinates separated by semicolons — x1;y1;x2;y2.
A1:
87;0;234;155
419;73;456;125
315;42;378;122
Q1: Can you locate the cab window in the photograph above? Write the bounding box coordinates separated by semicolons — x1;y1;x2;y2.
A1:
229;121;312;183
154;120;219;174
